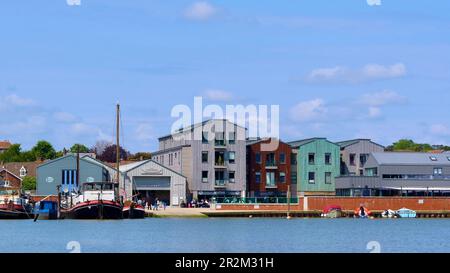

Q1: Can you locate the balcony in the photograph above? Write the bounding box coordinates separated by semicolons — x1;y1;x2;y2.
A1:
214;180;227;188
265;160;278;170
214;162;227;169
214;139;227;149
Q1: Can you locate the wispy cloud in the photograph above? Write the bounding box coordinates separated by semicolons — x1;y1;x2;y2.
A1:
203;89;234;102
359;90;407;119
183;1;218;21
306;63;406;83
290;99;328;122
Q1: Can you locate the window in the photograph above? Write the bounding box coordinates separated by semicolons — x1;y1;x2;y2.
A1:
325;172;332;184
434;168;443;175
229;172;235;183
215;132;225;146
215;151;225;166
62;170;77;188
255;172;261;183
202;151;208;163
256;153;261;164
202;132;209;144
350;154;356;166
228;132;236;145
366;168;378;176
291;172;297;184
202;171;208;183
266;153;276;166
266;172;276;187
280;172;286;183
308;153;315;165
308;172;315;184
359;169;364;176
430;156;437;161
280;153;286;164
19;166;27;177
291;154;297;165
325;153;331;165
360;154;369;167
228;151;236;164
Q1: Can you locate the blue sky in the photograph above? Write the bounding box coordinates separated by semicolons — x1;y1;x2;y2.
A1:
1;0;450;152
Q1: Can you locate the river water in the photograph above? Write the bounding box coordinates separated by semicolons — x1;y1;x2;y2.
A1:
0;218;449;253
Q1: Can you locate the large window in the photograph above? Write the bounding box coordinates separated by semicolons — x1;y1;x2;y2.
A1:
360;154;369;167
325;172;332;184
256;153;261;164
434;168;443;175
280;153;286;164
228;151;236;164
62;170;77;189
308;172;315;184
280;172;286;183
215;151;225;166
266;172;276;187
366;168;378;176
308;153;315;165
229;172;235;183
202;151;208;163
202;132;209;144
255;172;261;183
228;132;236;145
266;153;276;166
202;171;208;183
291;154;297;165
350;154;356;166
325;153;331;165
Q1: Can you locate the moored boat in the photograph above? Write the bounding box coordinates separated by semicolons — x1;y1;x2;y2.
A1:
0;191;34;219
61;182;123;220
321;205;343;218
396;208;417;218
354;206;371;218
34;200;60;220
123;202;146;219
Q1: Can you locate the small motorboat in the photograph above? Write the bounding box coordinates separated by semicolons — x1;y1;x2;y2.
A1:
34;200;59;220
396;208;417;218
321;205;343;218
354;206;371;219
381;209;398;219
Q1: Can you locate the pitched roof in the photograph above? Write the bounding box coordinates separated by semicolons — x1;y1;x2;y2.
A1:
371;152;450;166
336;139;385;149
0;141;12;150
0;168;22;181
118;159;186;178
288;137;328;148
246;138;287;147
1;161;40;178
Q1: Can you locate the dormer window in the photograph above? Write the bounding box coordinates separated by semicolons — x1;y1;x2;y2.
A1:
430;156;437;161
19;166;27;177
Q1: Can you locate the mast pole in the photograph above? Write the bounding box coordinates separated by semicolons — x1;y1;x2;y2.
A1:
116;103;120;184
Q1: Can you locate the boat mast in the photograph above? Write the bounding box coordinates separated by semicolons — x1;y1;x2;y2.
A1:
116;103;120;184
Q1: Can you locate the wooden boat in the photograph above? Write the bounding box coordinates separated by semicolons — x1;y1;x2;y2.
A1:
354;206;371;218
0;192;34;219
61;182;123;220
122;201;146;219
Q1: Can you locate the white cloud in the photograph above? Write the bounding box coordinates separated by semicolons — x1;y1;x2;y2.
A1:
360;90;407;107
367;0;382;6
306;63;406;83
290;99;328;122
368;106;382;118
3;94;35;107
204;89;233;102
184;1;218;21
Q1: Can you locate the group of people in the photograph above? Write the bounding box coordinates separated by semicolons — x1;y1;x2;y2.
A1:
188;199;210;208
136;197;167;211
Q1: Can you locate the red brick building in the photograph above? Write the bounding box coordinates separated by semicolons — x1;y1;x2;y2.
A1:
0;140;12;153
247;138;293;197
0;168;22;190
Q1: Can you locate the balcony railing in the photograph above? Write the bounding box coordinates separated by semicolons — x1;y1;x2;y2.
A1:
215;180;227;187
215;197;299;204
214;161;227;168
214;140;226;147
265;161;277;169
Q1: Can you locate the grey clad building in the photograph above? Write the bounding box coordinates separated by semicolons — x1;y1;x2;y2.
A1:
336;152;450;196
152;119;247;201
36;154;116;196
337;139;385;176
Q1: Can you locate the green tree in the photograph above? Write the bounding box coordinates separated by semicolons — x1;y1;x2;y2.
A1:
0;144;22;162
70;143;90;153
22;176;36;191
129;152;152;161
32;140;57;160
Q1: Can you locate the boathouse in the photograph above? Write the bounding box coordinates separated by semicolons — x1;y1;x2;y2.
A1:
120;160;187;207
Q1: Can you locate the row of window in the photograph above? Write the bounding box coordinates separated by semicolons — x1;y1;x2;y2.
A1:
202;170;236;183
255;171;287;184
154;152;181;166
308;153;332;165
202;151;236;164
348;153;369;166
202;132;236;145
308;172;332;184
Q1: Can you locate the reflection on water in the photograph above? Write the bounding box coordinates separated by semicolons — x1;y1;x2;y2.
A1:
0;218;449;253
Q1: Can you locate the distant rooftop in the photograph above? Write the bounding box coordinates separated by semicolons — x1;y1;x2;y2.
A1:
336;139;385;149
158;119;246;140
288;138;327;148
0;141;12;150
372;152;450;165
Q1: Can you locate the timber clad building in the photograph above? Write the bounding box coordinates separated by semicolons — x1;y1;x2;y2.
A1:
246;138;292;197
337;139;385;176
152;119;247;200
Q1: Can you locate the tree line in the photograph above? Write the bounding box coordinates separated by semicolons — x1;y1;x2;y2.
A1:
0;140;151;163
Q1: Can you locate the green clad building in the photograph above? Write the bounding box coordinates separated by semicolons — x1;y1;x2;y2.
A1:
289;138;340;196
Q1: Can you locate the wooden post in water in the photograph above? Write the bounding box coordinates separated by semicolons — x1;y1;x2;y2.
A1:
287;185;291;219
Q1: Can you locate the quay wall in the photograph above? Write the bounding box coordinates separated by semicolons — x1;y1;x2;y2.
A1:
216;197;450;211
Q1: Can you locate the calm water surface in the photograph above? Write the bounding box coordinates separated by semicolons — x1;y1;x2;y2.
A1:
1;218;449;253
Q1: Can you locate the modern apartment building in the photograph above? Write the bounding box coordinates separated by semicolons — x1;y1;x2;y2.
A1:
246;138;293;197
152;119;247;201
289;138;340;196
337;139;385;176
336;152;450;196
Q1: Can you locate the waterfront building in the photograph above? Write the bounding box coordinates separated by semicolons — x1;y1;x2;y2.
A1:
336;139;385;176
119;159;187;207
36;154;116;196
288;138;340;196
246;138;293;197
336;152;450;196
152;119;247;201
0;168;22;190
0;161;40;180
